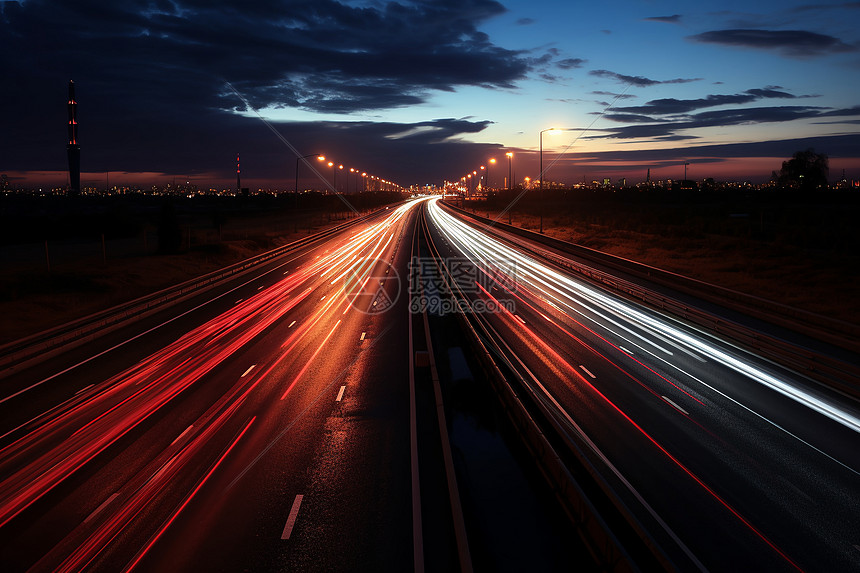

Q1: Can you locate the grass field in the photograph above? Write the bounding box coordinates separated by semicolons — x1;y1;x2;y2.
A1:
480;188;860;327
0;193;398;343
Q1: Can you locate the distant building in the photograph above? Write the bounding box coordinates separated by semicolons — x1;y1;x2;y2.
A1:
676;179;699;191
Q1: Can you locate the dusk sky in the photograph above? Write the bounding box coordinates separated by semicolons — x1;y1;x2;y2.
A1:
2;0;860;189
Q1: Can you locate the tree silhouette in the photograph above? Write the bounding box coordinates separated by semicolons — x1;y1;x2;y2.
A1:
773;148;829;190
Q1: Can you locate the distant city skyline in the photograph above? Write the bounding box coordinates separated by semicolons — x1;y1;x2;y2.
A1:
2;1;859;188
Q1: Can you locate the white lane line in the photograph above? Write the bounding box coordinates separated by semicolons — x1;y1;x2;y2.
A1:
320;295;326;301
288;321;296;328
336;385;346;402
662;395;689;416
84;493;119;523
235;299;243;304
283;270;290;275
579;365;596;379
171;425;194;446
241;365;256;378
619;346;633;355
281;494;304;540
360;332;366;341
514;314;526;325
75;384;94;396
257;285;265;291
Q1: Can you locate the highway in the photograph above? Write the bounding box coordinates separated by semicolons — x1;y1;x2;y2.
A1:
1;196;858;572
424;198;860;572
0;203;419;572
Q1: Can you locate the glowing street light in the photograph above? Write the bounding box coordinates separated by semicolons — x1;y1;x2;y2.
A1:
293;153;324;206
488;158;496;192
506;152;513;191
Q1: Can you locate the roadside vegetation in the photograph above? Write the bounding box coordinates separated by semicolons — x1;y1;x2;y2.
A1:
482;188;860;326
0;192;403;342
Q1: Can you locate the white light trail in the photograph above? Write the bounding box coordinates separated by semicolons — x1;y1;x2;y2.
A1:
427;199;860;435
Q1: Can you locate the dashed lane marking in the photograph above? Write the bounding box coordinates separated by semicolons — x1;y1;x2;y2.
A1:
84;493;119;523
281;495;304;540
662;395;690;416
579;365;596;379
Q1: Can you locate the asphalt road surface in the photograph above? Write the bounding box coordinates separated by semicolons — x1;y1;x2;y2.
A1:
424;198;860;572
2;196;858;572
0;202;418;572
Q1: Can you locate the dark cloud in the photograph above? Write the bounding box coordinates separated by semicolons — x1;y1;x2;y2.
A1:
644;15;682;23
603;113;658;123
1;0;534;184
579;134;860;163
2;0;529;117
688;29;857;57
591;91;637;100
607;87;797;116
557;58;587;69
818;104;860;117
792;3;860;12
589;70;702;87
595;105;828;139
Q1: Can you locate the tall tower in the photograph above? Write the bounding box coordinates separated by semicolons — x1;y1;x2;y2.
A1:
67;80;81;196
236;152;241;193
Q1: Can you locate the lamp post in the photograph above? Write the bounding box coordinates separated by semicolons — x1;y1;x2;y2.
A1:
479;165;485;195
539;128;557;234
506;152;513;190
295;154;324;209
295;153;323;195
488;158;496;193
684;161;689;181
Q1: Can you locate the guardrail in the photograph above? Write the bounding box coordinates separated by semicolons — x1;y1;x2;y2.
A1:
442;202;860;400
0;211;376;376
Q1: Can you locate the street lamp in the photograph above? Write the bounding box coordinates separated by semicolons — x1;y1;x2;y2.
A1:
539;128;558;234
506;152;513;191
488;158;496;192
295;153;324;195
